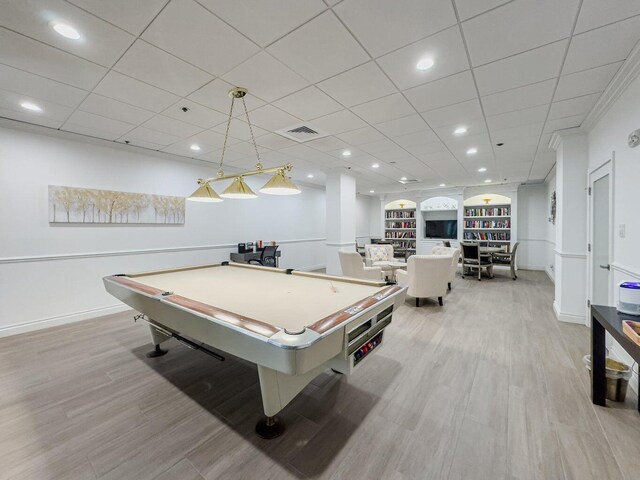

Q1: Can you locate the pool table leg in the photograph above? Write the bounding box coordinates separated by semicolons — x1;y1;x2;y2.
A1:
146;324;170;358
255;416;284;439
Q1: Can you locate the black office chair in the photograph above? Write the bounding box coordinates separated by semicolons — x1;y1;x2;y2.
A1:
461;242;493;281
248;245;279;267
442;240;451;247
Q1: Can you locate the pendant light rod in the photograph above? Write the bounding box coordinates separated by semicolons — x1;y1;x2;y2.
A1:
197;163;292;185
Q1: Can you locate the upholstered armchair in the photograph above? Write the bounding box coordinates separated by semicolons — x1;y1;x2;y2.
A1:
338;251;384;281
395;255;450;307
364;244;401;268
431;246;461;291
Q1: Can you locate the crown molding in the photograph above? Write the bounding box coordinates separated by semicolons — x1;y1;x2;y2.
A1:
582;40;640;132
548;127;587;151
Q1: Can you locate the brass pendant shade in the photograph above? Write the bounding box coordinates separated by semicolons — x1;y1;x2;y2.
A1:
187;87;300;203
220;176;257;199
188;182;223;202
260;170;301;195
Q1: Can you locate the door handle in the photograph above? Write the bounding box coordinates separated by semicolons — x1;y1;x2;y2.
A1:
599;264;610;271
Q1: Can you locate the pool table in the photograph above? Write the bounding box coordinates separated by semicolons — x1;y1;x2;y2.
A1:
103;262;406;438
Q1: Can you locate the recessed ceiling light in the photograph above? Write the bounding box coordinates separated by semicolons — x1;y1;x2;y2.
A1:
51;22;81;40
307;174;314;178
20;102;42;112
466;147;478;155
342;150;351;157
416;57;434;71
484;179;492;183
478;167;487;172
454;126;467;135
372;163;379;169
190;144;201;151
369;190;375;193
401;176;407;181
439;183;446;187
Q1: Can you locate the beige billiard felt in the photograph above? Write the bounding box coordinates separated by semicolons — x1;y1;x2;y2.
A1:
131;266;382;331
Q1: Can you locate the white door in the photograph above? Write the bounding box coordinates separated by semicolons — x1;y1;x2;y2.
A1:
589;163;613;308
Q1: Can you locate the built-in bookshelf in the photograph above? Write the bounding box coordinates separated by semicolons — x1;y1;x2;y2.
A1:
385;208;416;258
463;204;511;247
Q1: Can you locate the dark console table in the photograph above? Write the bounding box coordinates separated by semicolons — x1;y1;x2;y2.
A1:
230;249;281;267
591;305;640;412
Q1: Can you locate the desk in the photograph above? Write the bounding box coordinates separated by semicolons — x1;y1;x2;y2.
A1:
230;249;281;267
104;263;406;438
480;246;505;254
591;305;640;412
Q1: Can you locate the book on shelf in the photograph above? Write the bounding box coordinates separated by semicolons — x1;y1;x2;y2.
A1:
385;211;415;219
463;231;510;241
386;221;416;229
385;231;416;239
464;206;510;217
464;219;511;229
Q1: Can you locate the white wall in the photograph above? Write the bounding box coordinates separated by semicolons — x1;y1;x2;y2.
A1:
517;184;547;270
545;168;557;281
587;71;640;391
0;123;373;336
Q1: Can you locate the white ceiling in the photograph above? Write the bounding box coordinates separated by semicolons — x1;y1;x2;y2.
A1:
1;0;639;194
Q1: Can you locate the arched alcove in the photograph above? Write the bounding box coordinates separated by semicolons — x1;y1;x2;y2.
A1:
464;193;511;206
421;196;458;240
421;196;458;211
385;199;416;210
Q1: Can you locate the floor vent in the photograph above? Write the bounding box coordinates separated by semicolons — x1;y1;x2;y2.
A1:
276;123;329;143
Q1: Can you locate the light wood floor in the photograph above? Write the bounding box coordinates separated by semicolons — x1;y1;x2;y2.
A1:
1;270;639;480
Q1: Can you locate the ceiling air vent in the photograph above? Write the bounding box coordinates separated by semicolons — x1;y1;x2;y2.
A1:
399;179;420;184
276;123;329;143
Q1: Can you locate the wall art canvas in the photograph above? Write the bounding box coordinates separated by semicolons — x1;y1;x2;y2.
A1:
49;185;185;224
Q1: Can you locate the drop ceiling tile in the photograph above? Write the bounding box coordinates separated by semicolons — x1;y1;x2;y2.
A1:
114;40;213;97
160;138;218;157
0;27;106;90
226;141;270;157
67;0;167;35
310;109;367;135
336;126;386;145
375;114;430;138
462;0;580;66
188;129;238;150
188;79;265;114
377;26;469;91
351;93;415;125
0;64;87;108
279;144;339;165
420;98;484;128
223;52;309;103
432;117;487;140
64;110;136;138
334;0;456;57
272;86;342;121
404;70;477;113
359;138;401;155
474;40;567;96
554;62;622;101
393;130;439;149
142;115;203;138
547;93;600;120
211;118;269;141
255;133;300;150
142;0;259;75
238;105;299;132
543;114;586;133
0;109;64;128
198;0;326;47
93;71;180;113
562;16;640;74
267;11;369;83
407;140;449;157
162;100;228;129
454;0;512;21
317;62;396;107
116;138;165;151
78;94;155;125
62;124;124;141
0;0;135;67
306;136;350;153
575;0;640;34
124;126;182;146
491;123;544;143
0;88;75;122
481;79;555;116
486;105;548;131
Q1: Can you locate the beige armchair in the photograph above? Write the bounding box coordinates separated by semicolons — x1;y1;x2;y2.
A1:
395;255;450;307
431;246;461;291
338;251;384;281
364;244;404;268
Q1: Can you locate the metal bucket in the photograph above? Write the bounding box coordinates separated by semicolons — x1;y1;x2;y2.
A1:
583;355;632;402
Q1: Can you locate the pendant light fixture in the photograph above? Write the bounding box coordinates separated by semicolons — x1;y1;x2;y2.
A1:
187;87;301;203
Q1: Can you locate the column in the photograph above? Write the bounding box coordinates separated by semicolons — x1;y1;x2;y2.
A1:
550;128;588;324
325;172;356;275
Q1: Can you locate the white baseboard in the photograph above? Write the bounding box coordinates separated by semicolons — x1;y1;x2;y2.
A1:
0;304;130;338
545;268;555;284
553;301;586;325
519;265;545;271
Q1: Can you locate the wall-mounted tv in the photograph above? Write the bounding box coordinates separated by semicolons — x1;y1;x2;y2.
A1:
425;220;457;239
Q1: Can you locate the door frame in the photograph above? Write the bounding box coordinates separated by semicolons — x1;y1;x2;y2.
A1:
586;155;615;324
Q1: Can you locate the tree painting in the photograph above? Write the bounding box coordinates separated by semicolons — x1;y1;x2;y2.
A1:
48;186;185;225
